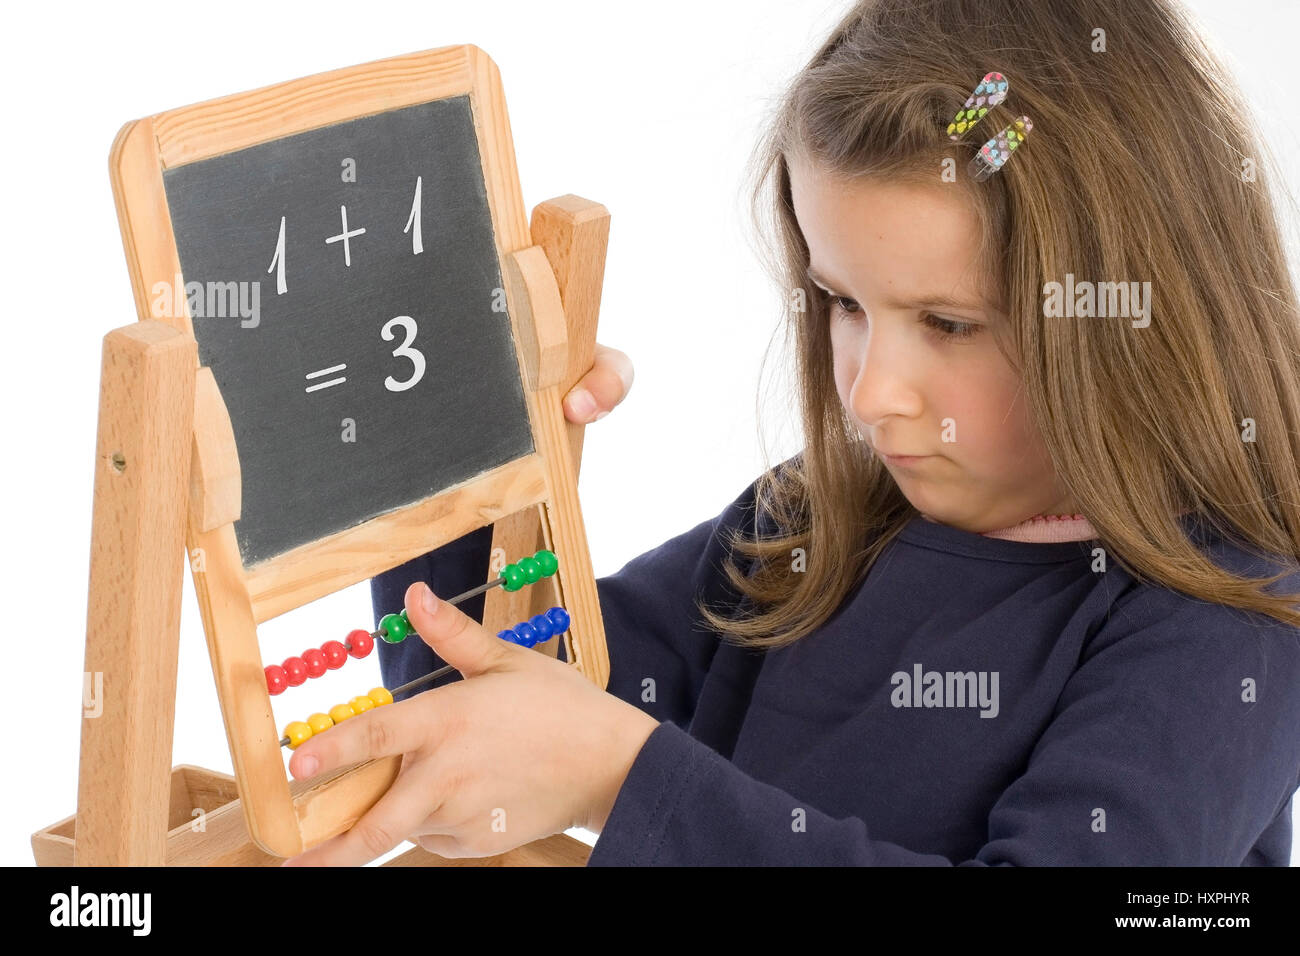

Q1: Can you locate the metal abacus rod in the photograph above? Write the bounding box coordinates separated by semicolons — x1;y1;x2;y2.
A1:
264;550;559;696
388;602;572;697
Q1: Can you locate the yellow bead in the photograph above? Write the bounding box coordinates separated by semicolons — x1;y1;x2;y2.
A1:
329;703;356;724
284;721;313;749
350;695;375;715
307;712;334;735
368;687;393;707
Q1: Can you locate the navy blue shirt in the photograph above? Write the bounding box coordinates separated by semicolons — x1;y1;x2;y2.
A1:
371;459;1300;865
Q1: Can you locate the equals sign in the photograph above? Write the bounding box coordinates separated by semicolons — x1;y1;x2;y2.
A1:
305;363;347;393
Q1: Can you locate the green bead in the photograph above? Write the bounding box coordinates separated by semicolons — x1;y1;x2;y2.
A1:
533;550;558;577
517;556;541;584
379;613;408;643
500;563;525;592
399;608;410;625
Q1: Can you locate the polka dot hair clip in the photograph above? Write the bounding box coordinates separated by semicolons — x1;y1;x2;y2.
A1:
946;71;1009;139
947;71;1033;182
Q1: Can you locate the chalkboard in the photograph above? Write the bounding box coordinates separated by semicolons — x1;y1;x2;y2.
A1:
160;94;534;567
106;45;613;859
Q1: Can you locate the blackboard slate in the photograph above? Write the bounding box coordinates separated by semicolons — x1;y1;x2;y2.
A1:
161;95;534;567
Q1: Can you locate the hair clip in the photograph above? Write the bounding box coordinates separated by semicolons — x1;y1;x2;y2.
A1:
946;71;1008;140
968;116;1033;181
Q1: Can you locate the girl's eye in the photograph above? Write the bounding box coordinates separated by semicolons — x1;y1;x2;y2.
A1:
818;289;980;341
831;295;860;315
922;314;980;340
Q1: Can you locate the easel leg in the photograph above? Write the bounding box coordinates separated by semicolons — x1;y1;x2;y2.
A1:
485;195;610;663
73;320;196;865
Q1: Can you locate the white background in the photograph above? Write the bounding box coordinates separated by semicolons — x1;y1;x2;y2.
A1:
2;0;1297;866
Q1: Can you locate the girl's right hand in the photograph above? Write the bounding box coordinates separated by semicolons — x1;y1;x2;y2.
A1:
561;343;634;424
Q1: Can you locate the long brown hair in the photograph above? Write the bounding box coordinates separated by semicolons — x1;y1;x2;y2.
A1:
699;0;1300;649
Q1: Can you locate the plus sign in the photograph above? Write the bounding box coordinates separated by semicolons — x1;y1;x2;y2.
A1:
325;205;366;267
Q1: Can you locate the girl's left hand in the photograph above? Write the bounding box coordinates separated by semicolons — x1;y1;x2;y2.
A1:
280;581;660;865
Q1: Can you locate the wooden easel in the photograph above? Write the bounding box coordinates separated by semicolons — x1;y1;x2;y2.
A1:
32;47;612;865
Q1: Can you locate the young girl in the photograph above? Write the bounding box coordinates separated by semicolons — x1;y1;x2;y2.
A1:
284;0;1300;866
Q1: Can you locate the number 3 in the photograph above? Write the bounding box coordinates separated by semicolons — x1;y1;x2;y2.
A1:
381;315;426;392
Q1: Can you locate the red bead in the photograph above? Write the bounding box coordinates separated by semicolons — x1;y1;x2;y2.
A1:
347;629;374;659
265;664;288;696
321;640;348;670
283;656;308;686
301;647;327;678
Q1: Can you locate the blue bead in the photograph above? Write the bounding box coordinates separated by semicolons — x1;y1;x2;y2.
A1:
529;614;555;641
514;622;539;647
546;606;571;634
497;628;518;644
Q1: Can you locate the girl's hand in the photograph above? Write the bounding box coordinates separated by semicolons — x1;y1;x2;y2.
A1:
281;581;660;866
562;343;634;424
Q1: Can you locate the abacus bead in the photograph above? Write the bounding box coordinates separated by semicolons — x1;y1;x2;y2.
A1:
301;647;327;679
533;550;558;578
265;665;288;696
517;556;541;584
283;657;308;687
329;703;356;724
284;721;313;749
399;609;410;626
307;713;334;735
498;628;519;644
368;687;393;707
529;614;555;641
379;613;408;644
500;563;524;592
348;629;374;659
350;695;375;715
546;607;571;634
321;640;348;670
513;621;539;648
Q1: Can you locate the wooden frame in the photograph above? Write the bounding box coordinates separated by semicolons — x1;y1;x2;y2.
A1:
102;44;611;859
36;765;592;866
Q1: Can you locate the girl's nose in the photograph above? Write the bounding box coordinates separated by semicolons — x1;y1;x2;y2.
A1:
848;321;925;426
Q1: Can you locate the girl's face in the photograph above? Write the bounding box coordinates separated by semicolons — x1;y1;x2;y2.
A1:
788;156;1077;532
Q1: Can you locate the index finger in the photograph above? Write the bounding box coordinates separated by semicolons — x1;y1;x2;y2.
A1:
287;695;438;782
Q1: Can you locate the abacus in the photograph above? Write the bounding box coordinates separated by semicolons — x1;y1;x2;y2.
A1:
277;606;572;748
34;46;613;867
266;550;568;750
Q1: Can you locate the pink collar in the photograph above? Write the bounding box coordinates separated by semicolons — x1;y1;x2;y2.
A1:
921;512;1098;542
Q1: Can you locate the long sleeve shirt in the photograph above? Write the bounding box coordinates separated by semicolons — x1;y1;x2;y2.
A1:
370;456;1300;865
